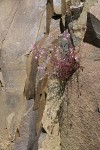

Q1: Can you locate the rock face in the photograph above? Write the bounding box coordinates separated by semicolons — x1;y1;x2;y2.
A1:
0;0;46;149
58;1;100;149
0;0;100;150
59;44;100;150
73;0;97;41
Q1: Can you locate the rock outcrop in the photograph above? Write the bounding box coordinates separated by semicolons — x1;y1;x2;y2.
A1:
0;0;100;150
0;0;46;149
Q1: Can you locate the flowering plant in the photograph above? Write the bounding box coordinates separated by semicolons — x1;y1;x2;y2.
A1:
31;30;79;81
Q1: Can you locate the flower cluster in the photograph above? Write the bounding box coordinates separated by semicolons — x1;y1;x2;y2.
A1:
31;30;79;81
52;30;79;80
53;52;79;80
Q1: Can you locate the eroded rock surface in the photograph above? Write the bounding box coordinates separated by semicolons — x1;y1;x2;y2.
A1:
84;0;100;48
0;0;100;150
0;0;46;149
59;44;100;150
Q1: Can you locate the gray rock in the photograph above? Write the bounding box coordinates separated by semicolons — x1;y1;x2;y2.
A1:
84;12;100;48
14;107;38;150
0;0;46;148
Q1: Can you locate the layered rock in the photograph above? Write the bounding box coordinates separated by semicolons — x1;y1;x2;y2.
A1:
0;0;100;150
0;0;46;149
